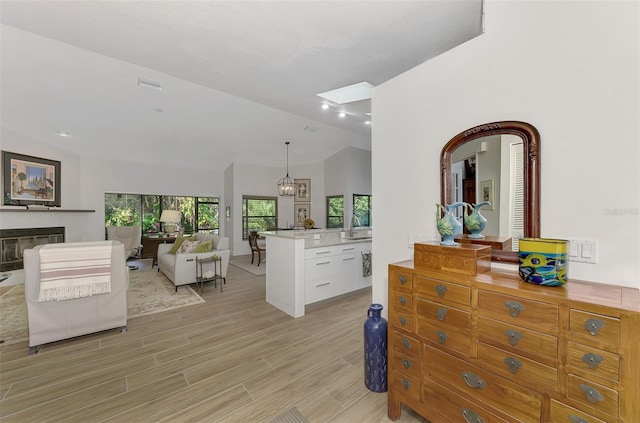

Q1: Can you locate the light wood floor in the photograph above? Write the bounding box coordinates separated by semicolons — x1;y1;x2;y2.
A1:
0;261;428;423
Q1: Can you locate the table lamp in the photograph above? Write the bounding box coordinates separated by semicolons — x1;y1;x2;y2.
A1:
160;210;181;234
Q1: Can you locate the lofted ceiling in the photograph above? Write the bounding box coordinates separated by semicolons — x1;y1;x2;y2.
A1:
0;1;483;169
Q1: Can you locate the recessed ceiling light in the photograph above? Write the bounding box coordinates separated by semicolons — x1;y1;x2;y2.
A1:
137;78;162;91
321;104;330;110
364;120;371;125
338;112;346;118
56;131;71;137
317;81;374;104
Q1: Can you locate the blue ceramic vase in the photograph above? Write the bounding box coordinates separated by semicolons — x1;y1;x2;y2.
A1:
364;303;387;392
464;201;491;239
436;202;464;246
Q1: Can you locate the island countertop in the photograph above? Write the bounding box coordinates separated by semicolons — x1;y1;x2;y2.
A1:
261;228;371;248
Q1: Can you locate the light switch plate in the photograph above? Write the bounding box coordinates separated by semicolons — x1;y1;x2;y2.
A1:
568;239;598;264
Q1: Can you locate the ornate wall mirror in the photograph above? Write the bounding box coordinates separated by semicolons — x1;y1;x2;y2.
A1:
440;121;540;263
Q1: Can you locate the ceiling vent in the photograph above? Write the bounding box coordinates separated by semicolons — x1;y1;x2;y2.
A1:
137;78;162;91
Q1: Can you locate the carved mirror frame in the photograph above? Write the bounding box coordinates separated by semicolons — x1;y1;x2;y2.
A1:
440;121;540;263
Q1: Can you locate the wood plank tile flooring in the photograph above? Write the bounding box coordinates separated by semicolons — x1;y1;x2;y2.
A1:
0;261;428;422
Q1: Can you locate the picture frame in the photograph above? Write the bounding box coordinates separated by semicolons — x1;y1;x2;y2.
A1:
479;179;495;209
294;203;310;227
294;178;310;202
2;151;61;207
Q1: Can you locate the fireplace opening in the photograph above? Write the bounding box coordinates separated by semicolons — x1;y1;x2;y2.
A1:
0;227;65;271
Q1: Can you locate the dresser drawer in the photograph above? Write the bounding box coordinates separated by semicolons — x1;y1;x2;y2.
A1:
390;291;413;314
392;349;421;380
416;298;471;332
304;256;337;281
477;342;558;394
569;310;621;352
423;379;511;423
417;318;472;356
390;371;420;403
478;290;559;333
567;374;619;419
477;316;558;362
391;331;421;361
550;400;608;423
389;270;413;293
568;341;620;382
415;276;470;308
389;309;414;332
423;346;541;423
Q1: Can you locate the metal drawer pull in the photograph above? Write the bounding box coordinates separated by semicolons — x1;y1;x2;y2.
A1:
401;379;411;390
342;247;355;251
315;282;330;287
342;257;355;261
461;407;485;423
581;352;604;370
399;317;408;326
436;307;447;321
315;261;331;265
435;284;448;298
399;275;408;285
504;300;525;318
584;318;603;336
580;383;604;404
462;371;486;389
401;358;411;369
569;415;590;423
399;296;408;306
401;337;412;349
316;250;331;255
504;329;524;346
436;330;448;345
503;357;523;374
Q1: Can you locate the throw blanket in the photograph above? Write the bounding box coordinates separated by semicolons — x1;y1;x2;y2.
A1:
38;242;112;302
362;252;372;277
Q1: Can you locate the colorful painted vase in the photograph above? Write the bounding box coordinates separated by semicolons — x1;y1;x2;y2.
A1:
436;202;464;246
463;201;491;239
518;238;569;287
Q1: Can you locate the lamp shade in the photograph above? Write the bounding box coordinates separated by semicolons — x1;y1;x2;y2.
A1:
160;210;181;223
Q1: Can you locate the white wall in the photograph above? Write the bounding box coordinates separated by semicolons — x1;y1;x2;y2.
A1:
80;156;225;241
325;147;372;225
372;0;640;311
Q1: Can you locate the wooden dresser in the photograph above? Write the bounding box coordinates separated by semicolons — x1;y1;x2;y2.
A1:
388;249;640;422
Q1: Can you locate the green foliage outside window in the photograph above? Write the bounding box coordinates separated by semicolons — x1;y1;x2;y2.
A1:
353;194;372;227
326;195;344;228
242;196;277;238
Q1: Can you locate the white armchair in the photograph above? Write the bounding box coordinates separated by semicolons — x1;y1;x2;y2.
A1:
107;225;142;260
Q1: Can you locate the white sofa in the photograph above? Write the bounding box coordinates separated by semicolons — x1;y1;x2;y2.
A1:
23;241;129;354
157;233;230;291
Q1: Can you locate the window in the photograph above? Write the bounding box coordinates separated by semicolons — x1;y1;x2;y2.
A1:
353;194;372;227
242;196;277;239
326;195;344;228
105;193;219;235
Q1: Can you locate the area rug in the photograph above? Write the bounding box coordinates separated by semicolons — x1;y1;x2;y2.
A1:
269;407;308;423
0;269;204;344
229;254;266;276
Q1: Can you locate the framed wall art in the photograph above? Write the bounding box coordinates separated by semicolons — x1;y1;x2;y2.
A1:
294;203;310;227
479;179;495;209
2;151;61;207
294;178;310;202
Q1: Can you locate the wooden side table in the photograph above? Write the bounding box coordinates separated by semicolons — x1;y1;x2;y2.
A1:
195;255;225;293
143;235;177;266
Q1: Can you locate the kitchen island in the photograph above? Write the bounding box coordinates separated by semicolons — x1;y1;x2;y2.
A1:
262;229;372;317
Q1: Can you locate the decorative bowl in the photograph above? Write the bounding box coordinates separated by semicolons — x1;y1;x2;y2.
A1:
518;238;568;287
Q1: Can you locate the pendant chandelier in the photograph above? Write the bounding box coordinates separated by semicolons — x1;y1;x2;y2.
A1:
277;141;296;196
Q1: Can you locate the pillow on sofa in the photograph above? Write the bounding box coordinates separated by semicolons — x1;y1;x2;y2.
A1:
191;240;212;253
168;236;196;254
176;240;201;254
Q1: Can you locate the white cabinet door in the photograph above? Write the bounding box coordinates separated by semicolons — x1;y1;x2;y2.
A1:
337;252;359;295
